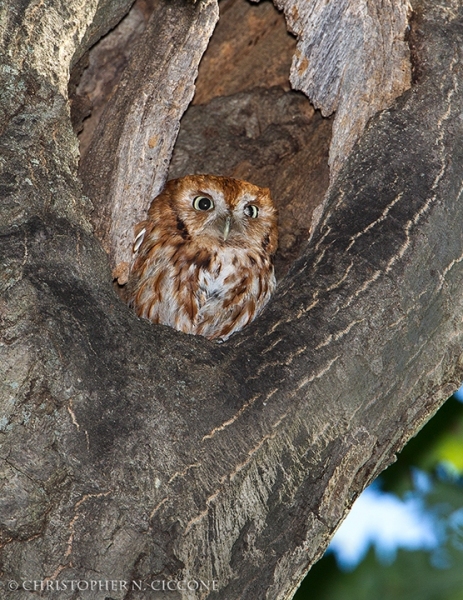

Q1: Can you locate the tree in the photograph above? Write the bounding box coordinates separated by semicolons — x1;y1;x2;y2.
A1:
1;0;463;598
296;395;463;600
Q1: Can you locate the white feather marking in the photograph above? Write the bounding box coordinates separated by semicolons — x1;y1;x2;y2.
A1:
133;228;146;253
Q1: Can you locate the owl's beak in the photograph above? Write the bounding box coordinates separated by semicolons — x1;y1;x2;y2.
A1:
222;215;231;241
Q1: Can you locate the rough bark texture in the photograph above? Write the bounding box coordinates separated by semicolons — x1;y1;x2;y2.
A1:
73;0;160;154
79;0;219;283
1;1;463;600
192;0;296;105
273;0;412;175
75;0;412;283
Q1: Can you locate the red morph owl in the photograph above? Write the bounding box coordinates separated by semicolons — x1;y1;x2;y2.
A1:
127;174;278;341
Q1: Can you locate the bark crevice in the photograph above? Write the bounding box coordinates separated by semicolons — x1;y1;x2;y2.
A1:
1;1;463;599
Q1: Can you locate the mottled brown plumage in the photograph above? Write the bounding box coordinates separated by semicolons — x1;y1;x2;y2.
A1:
127;174;278;340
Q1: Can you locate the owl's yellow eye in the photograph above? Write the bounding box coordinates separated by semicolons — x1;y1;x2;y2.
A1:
244;204;259;218
193;196;214;211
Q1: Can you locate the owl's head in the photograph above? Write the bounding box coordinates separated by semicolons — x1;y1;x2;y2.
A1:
156;174;278;255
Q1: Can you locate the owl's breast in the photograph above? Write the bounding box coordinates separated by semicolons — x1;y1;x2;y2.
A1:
129;234;275;341
192;245;275;340
197;247;241;299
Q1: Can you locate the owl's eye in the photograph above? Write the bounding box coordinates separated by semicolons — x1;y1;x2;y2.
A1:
193;196;214;211
244;204;259;218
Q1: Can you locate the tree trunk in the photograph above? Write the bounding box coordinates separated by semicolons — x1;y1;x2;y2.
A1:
1;0;463;599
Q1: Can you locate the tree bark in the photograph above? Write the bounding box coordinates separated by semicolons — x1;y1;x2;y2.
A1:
1;1;463;599
79;0;219;283
275;0;412;175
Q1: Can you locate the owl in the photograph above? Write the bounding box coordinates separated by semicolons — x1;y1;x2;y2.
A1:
127;174;278;341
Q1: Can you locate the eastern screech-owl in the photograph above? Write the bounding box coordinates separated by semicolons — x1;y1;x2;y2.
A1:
127;174;278;341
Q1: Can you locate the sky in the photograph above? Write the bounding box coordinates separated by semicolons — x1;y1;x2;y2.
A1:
328;480;439;570
328;386;463;571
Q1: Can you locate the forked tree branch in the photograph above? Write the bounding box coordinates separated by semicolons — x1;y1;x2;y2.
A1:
1;1;463;599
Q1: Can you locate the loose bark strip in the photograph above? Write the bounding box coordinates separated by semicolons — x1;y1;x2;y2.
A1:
273;0;412;176
0;1;462;599
80;0;219;282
